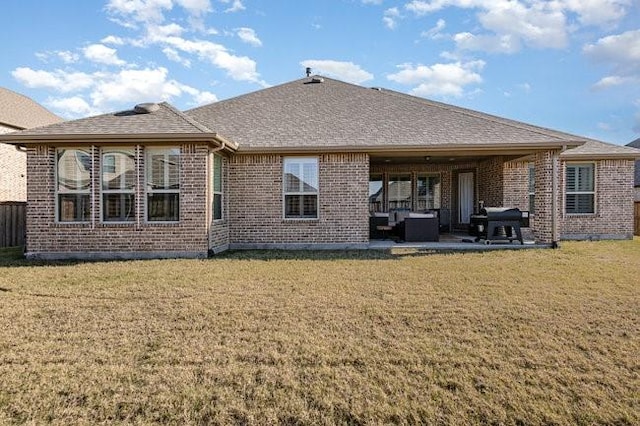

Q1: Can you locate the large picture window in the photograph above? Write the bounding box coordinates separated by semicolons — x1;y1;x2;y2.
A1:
565;163;595;214
102;148;135;222
56;148;91;222
212;154;223;221
284;157;318;219
146;148;180;222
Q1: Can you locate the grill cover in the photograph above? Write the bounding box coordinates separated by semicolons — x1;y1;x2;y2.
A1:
479;207;522;222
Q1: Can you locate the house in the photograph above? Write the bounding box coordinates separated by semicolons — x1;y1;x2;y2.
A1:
627;137;640;201
0;87;63;201
0;76;639;259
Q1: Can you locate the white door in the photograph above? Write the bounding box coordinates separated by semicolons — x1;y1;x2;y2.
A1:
458;172;474;224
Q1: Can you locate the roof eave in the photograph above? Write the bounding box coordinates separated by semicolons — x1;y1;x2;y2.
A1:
0;132;239;151
560;152;640;160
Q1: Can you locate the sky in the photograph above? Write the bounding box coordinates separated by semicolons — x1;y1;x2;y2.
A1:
2;0;640;145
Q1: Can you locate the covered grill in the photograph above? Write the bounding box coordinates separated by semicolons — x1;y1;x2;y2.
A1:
470;207;524;244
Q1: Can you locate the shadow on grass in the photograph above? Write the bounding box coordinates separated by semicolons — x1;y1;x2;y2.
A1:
214;249;399;261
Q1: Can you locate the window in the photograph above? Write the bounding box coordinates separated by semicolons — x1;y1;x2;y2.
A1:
102;149;135;222
417;174;441;210
284;157;318;219
528;164;535;214
369;174;383;213
56;148;91;222
388;174;411;210
565;163;595;214
146;148;180;222
212;154;223;221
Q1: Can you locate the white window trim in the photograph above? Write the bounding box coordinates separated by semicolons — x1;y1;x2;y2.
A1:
212;153;224;222
283;157;319;220
101;148;135;224
145;147;180;223
55;147;92;223
565;162;596;215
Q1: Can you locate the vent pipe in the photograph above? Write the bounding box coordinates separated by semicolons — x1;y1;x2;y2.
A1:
306;67;312;77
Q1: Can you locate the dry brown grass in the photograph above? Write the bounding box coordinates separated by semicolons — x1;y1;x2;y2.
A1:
0;240;639;425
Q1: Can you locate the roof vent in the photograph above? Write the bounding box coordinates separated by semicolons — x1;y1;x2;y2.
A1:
306;67;312;77
371;87;383;91
134;102;160;114
310;77;324;83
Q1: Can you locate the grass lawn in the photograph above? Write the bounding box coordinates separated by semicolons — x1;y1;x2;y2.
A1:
0;240;638;425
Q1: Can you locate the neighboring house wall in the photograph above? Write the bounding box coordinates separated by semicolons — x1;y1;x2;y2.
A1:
25;143;211;259
0;125;26;202
228;153;369;248
560;159;635;240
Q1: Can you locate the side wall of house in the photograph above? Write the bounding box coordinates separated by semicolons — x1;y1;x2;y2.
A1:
228;153;369;248
504;158;634;241
26;143;210;259
209;154;231;253
0;125;26;202
477;156;504;207
560;159;635;240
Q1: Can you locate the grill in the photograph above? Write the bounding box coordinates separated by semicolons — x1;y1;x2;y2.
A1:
470;207;524;244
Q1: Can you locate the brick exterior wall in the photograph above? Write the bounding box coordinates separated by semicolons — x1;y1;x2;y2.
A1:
560;159;635;240
209;154;230;253
477;156;505;207
228;153;369;247
0;125;27;202
25;143;211;259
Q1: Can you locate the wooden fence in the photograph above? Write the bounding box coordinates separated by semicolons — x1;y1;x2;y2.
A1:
635;202;640;236
0;202;26;248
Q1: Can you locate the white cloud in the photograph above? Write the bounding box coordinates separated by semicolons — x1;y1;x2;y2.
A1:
175;0;211;15
299;60;374;84
147;23;186;39
12;67;96;92
36;50;80;64
518;82;531;93
45;96;101;118
160;36;262;83
421;18;446;39
454;32;520;54
82;44;127;66
236;27;262;47
387;60;485;97
220;0;245;13
584;30;640;89
101;35;126;45
106;0;173;25
383;7;401;30
192;90;218;105
404;0;633;54
362;0;383;4
163;47;192;67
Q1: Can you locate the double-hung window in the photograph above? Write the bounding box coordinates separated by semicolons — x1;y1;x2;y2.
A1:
102;148;135;222
212;154;223;221
565;163;595;214
56;148;91;222
284;157;318;219
146;148;180;222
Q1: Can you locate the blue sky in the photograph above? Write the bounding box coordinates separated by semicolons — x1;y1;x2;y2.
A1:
3;0;640;145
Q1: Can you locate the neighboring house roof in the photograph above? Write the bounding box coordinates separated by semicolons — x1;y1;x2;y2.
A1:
627;137;640;186
186;76;587;153
0;87;62;130
0;102;237;150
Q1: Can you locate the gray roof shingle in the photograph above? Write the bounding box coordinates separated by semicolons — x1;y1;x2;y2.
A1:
187;76;587;152
9;102;213;137
0;87;62;129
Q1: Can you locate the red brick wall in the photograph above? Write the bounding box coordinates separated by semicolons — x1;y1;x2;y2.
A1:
228;153;369;246
25;143;210;259
560;159;635;239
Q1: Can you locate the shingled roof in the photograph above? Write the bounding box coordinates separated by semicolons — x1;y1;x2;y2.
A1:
0;87;62;129
187;76;587;153
0;102;236;149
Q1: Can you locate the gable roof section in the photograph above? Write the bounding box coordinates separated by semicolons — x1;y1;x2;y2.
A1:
0;102;237;150
0;87;62;130
186;76;586;153
561;139;640;160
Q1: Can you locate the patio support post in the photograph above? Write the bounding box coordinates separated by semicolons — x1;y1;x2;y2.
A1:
533;149;561;246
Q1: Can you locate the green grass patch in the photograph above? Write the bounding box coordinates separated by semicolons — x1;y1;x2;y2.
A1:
0;239;639;424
